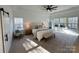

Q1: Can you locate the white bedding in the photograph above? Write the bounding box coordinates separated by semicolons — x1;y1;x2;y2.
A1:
32;28;48;38
37;29;53;41
32;29;53;41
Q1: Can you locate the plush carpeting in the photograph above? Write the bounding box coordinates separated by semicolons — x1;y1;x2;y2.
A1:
9;34;79;53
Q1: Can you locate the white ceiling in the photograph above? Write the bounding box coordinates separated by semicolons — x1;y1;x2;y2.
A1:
10;5;79;13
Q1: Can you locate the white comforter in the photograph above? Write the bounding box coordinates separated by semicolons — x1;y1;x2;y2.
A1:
32;28;48;38
32;29;53;41
37;29;53;41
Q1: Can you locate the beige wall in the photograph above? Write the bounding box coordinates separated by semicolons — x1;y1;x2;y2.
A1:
13;9;50;28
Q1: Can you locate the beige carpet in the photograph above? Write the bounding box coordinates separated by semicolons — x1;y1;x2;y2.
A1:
9;34;79;53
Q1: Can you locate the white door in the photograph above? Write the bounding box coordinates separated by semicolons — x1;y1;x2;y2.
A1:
1;11;10;53
0;11;4;53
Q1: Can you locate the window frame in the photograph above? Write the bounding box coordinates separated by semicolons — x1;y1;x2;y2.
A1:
52;17;78;30
14;17;24;31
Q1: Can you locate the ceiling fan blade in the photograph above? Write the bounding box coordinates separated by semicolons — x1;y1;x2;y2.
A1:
53;6;58;8
51;8;57;10
41;5;58;12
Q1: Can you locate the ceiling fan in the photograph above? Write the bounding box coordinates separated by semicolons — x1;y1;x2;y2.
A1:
43;5;58;12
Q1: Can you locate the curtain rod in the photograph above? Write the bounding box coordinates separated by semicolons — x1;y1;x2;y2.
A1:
0;8;9;16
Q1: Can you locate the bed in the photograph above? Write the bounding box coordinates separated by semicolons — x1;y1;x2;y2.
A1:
32;28;54;41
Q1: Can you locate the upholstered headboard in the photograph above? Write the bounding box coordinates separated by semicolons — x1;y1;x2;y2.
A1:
25;21;49;29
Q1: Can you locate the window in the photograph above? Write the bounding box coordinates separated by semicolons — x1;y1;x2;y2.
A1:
60;18;66;23
52;17;66;28
68;17;78;29
14;17;23;31
51;17;78;30
60;18;66;27
53;18;60;24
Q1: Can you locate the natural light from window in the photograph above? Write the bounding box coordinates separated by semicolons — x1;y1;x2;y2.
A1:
14;17;24;31
22;38;49;53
